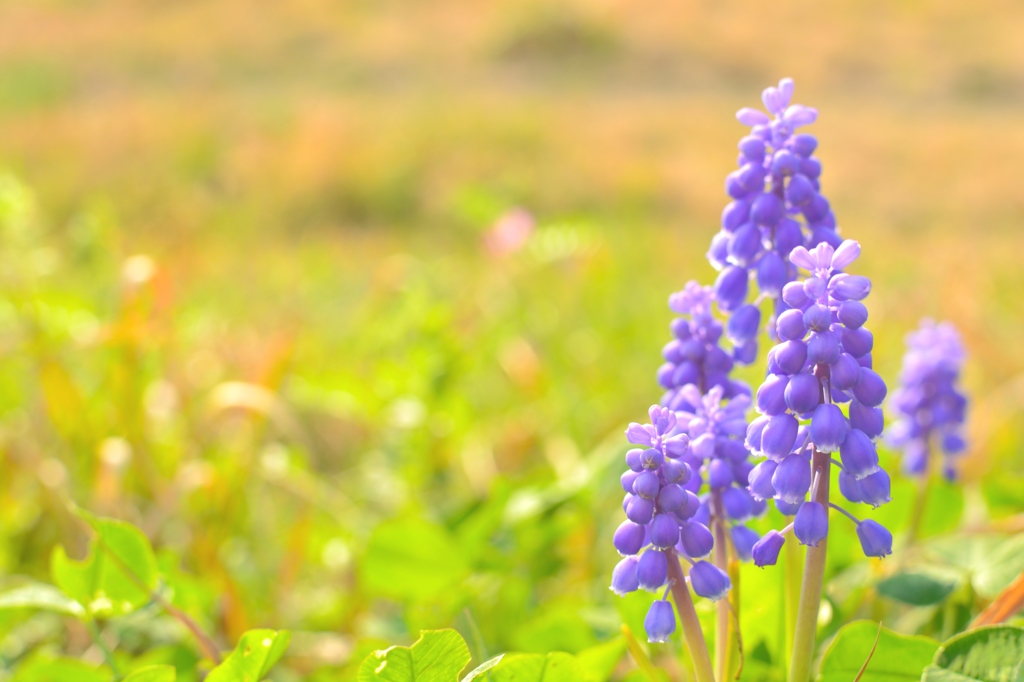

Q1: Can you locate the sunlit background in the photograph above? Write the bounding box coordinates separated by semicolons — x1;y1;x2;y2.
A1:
1;1;1023;679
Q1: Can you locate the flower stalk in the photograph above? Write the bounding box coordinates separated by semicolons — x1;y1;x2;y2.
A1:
667;550;716;682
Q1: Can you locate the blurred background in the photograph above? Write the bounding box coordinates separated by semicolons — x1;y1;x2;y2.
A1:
1;0;1024;679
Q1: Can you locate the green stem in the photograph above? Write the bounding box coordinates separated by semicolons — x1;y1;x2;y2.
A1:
783;528;804;677
667;549;717;682
86;620;121;679
906;466;933;547
710;491;733;681
788;448;830;682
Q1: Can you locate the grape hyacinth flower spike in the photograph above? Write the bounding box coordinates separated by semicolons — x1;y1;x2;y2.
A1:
889;320;968;480
743;239;892;682
888;319;967;543
611;406;723;682
710;77;843;342
660;281;761;680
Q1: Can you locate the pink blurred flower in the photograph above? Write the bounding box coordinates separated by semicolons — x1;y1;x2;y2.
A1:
484;208;535;257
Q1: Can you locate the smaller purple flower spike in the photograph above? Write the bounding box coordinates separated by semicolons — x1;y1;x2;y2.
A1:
611;556;640;596
889;320;968;479
751;529;787;567
689;560;732;601
644;597;677;643
856;519;893;558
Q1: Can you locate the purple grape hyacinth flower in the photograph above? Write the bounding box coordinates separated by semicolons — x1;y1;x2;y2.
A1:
711;77;843;343
611;403;733;642
745;239;893;562
889;320;968;480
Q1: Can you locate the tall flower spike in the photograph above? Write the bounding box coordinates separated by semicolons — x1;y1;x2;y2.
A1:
712;77;840;342
746;239;892;555
746;237;892;682
888;320;968;480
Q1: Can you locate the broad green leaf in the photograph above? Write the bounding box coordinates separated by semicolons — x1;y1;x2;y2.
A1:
13;655;112;682
123;665;176;682
576;637;626;682
0;582;85;617
975;536;1024;599
206;629;291;682
818;620;938;682
361;518;469;601
488;652;582;682
463;654;504;681
876;573;956;606
357;629;471;682
922;626;1024;682
51;514;159;617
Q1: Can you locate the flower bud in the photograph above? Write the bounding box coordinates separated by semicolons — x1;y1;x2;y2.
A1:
649;514;681;549
849;400;884;438
839;428;880;479
772;454;811;504
858;469;891;507
761;414;799;459
637;549;668;591
785;372;821;414
626;496;655;525
644;599;676;643
794;501;828;546
610;556;640;595
689;560;732;601
752;530;786;567
852;368;887;407
747;460;778;501
856;520;892;558
613;521;646;555
679;521;714;558
809;403;848;453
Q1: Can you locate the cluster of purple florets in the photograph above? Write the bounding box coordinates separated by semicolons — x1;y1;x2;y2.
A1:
658;281;753;396
612;405;734;642
746;241;894;564
889;321;968;480
613;77;910;647
708;78;843;339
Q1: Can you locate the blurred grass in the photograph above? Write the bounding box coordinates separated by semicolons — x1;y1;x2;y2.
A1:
0;0;1023;679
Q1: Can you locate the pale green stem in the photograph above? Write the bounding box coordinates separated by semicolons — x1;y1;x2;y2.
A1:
783;528;804;677
86;620;122;680
710;491;733;681
667;549;716;682
906;439;934;546
787;447;830;682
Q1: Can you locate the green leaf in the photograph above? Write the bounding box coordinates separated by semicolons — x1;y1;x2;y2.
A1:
123;665;176;682
487;652;582;682
818;620;938;682
975;536;1024;599
357;629;471;682
922;626;1024;682
576;637;626;682
12;656;112;682
877;573;956;606
0;582;86;617
463;654;504;681
206;629;291;682
361;518;469;601
50;513;160;617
